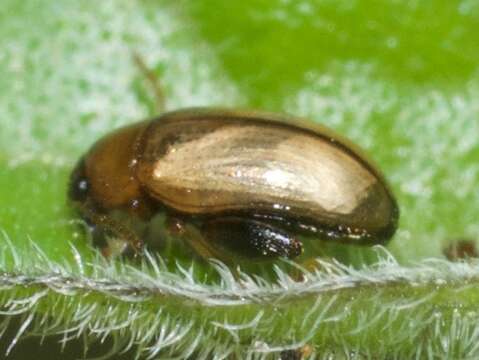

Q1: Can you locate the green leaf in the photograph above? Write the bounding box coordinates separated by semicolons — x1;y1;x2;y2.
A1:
1;0;479;358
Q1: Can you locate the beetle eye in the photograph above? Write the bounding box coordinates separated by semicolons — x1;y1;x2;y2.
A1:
69;159;89;202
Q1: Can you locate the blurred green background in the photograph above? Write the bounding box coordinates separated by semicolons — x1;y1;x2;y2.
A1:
1;1;479;357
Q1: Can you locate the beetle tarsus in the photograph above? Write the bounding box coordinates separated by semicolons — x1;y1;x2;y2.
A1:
75;201;144;257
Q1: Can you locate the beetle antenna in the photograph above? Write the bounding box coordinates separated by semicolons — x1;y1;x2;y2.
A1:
131;51;167;114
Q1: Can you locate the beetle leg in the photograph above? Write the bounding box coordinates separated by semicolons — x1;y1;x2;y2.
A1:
75;201;144;257
200;217;303;262
131;51;166;114
164;216;218;260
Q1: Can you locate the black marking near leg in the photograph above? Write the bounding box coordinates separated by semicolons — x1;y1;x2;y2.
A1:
202;217;303;261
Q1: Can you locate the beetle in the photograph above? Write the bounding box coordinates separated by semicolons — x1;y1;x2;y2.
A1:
69;108;399;263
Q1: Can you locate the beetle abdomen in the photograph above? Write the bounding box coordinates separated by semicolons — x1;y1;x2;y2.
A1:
137;109;398;244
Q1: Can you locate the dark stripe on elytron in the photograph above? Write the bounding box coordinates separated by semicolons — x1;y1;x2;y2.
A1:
247;211;398;245
139;116;287;161
253;211;400;245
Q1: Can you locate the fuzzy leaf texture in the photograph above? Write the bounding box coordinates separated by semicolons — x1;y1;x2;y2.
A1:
1;1;479;359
